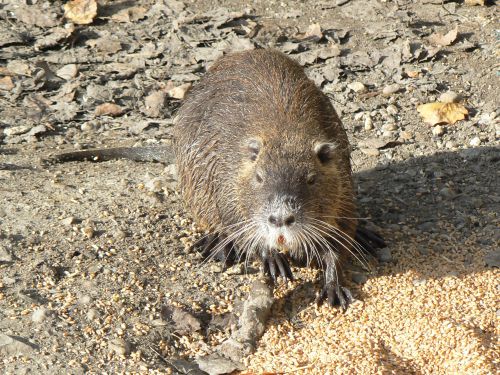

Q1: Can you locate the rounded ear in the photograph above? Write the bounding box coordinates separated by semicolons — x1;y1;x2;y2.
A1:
314;142;337;164
247;138;262;161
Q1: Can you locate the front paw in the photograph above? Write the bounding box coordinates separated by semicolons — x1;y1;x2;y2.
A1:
190;233;236;266
316;282;354;311
262;249;294;283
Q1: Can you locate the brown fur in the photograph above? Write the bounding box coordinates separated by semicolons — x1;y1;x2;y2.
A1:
173;49;358;307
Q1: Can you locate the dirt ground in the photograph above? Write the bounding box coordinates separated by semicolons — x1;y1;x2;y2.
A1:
0;0;499;374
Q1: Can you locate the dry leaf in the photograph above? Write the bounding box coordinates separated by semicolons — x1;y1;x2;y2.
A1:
64;0;97;25
428;27;458;47
0;76;15;91
417;102;468;125
465;0;485;5
95;103;124;117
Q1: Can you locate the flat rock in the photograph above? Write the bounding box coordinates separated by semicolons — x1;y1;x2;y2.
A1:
0;334;39;356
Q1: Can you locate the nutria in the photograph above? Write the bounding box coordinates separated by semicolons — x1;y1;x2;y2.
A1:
48;49;385;309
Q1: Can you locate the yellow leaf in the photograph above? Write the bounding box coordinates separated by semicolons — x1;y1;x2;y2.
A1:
64;0;97;25
417;102;468;126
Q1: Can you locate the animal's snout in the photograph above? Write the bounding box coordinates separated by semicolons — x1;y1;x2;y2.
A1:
268;214;296;227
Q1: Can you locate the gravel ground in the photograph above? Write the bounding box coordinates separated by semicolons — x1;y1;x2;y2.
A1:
0;0;499;374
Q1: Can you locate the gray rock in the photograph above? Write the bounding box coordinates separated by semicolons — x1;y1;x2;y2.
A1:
169;359;207;375
0;245;14;262
31;307;53;323
351;272;368;284
485;250;500;268
108;338;131;356
196;354;242;375
376;248;392;262
0;334;39;356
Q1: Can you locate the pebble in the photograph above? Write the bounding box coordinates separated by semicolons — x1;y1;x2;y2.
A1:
0;246;13;262
400;131;412;140
386;104;398;115
438;90;460;103
382;130;395;137
56;64;78;80
484;250;500;268
347;81;367;93
351;272;368;284
376;248;392;262
4;125;31;136
364;116;373;130
80;122;94;132
82;226;95;239
0;334;38;356
382;123;398;131
197;354;243;375
469;136;481;147
108;338;131;356
87;308;99;321
478;111;496;125
439;187;456;199
432;125;445;136
32;307;51;323
382;84;400;96
61;216;76;226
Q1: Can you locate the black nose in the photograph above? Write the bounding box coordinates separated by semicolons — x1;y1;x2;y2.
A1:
268;214;295;227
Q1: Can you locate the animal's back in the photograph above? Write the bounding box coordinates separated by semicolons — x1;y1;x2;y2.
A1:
173;49;350;231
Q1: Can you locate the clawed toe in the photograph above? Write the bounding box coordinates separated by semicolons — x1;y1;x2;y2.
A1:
316;283;354;311
262;250;294;283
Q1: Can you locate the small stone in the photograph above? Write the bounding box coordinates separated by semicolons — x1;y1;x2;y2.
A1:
225;263;245;275
382;84;400;96
376;248;392;262
0;334;38;356
0;246;13;262
484;250;500;268
80;122;94;132
439;187;456;199
432;125;445;136
347;81;367;93
113;229;127;239
360;148;380;156
61;216;76;226
382;130;395;137
400;131;412;140
32;307;51;323
56;64;78;80
438;90;460;103
171;307;201;334
386;104;398;115
82;226;94;239
354;112;364;121
4;125;31;136
87;308;98;321
168;83;191;99
445;141;457;149
364;116;374;130
108;338;131;356
478;111;496;125
351;272;368;284
382;123;398;131
469;136;481;147
196;354;243;375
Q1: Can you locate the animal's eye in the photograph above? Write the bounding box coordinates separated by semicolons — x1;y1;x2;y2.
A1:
255;171;263;183
314;142;337;164
248;139;261;161
306;174;316;185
